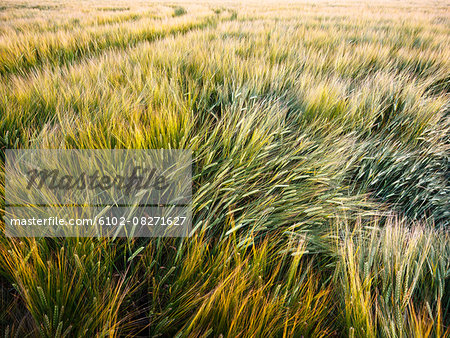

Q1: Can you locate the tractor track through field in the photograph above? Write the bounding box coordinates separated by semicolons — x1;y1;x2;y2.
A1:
0;11;232;79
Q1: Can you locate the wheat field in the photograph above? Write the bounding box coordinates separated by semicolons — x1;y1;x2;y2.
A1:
0;0;449;336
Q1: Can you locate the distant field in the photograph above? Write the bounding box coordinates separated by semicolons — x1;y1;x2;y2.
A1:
0;0;449;336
